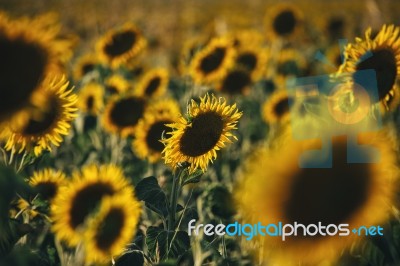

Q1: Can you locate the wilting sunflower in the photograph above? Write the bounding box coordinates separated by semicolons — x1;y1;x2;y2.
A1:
262;90;293;124
189;37;236;84
276;48;307;79
3;76;77;156
135;68;169;98
235;126;398;265
83;195;141;264
162;94;242;173
338;25;400;113
29;168;66;201
96;23;146;68
77;82;104;115
0;12;72;123
234;46;268;80
102;94;146;137
105;74;130;95
217;68;253;95
133;107;178;163
51;164;134;246
264;3;303;40
73;53;99;80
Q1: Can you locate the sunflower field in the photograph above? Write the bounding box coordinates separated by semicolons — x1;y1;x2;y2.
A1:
2;0;400;265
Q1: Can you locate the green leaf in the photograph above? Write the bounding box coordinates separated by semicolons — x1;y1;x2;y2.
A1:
136;176;168;216
146;227;190;260
115;251;144;266
181;169;203;186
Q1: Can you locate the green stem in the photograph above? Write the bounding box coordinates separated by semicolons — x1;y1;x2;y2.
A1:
168;171;180;232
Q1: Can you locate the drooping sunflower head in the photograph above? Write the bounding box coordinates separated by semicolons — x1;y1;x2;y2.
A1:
235;126;398;265
104;74;130;95
97;23;146;68
51;164;134;246
262;89;294;124
3;76;78;156
135;68;169;98
234;46;268;80
73;53;99;81
29;168;66;201
265;3;303;40
83;195;141;264
77;82;104;115
217;68;253;95
102;94;146;137
189;37;236;84
339;25;400;113
162;94;242;173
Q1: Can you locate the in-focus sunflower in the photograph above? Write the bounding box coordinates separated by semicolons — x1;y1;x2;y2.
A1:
73;53;99;81
83;195;141;264
51;164;134;246
162;94;242;173
262;90;293;124
189;37;236;84
264;3;303;40
105;74;130;95
3;76;78;156
235;127;398;265
29;168;66;201
339;25;400;113
97;23;146;68
102;94;146;137
135;68;169;98
133;107;178;163
77;82;104;115
217;68;253;95
235;46;268;80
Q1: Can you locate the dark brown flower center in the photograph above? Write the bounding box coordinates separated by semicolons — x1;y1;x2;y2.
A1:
95;208;125;251
236;53;258;72
284;136;371;226
355;48;397;102
277;60;301;76
86;96;95;111
327;17;345;40
69;183;115;229
273;96;291;117
145;77;161;96
273;10;297;36
82;63;95;75
109;97;145;128
34;182;58;200
0;35;48;118
199;47;226;74
146;120;172;152
180;111;224;157
103;30;137;57
221;70;251;94
22;97;59;136
106;85;119;94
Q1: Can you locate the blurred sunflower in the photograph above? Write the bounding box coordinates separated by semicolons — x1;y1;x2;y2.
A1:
339;25;400;113
217;68;253;95
235;46;268;80
322;45;344;73
264;3;303;40
179;35;210;74
73;53;99;80
77;82;104;115
318;13;353;43
145;98;181;116
235;127;398;265
102;94;146;137
105;74;130;95
135;68;169;98
262;90;293;124
83;195;141;264
162;94;242;173
228;29;264;49
3;76;78;156
189;37;236;84
51;164;134;246
276;48;307;79
133;107;178;163
97;23;146;68
29;168;66;201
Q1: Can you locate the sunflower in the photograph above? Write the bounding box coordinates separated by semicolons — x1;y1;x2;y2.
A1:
217;68;253;95
338;25;400;113
276;48;307;79
235;126;398;265
133;106;179;163
102;94;146;137
162;94;242;173
83;195;141;264
317;13;354;43
96;23;146;68
29;168;66;201
3;76;78;156
145;98;181;117
51;164;134;246
105;74;130;95
234;46;268;80
322;44;344;73
262;89;294;124
0;12;72;123
73;53;99;80
189;37;236;84
135;68;169;98
264;3;303;40
77;82;104;115
179;35;210;75
227;29;264;49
